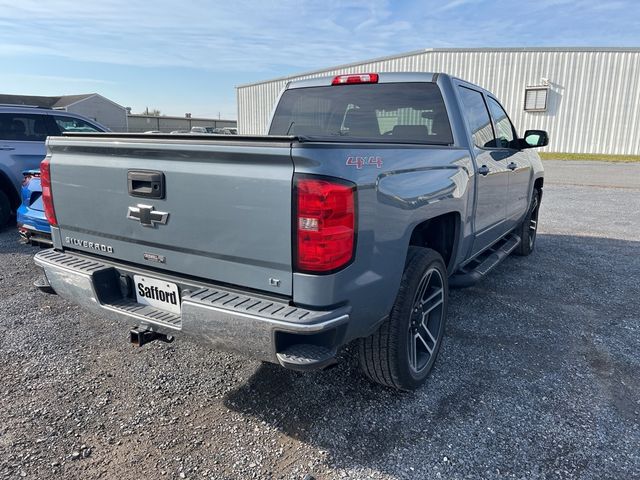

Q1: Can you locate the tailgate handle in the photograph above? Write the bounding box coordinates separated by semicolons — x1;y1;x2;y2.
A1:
128;170;165;199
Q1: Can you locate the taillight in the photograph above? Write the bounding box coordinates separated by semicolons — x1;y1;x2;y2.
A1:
40;157;58;226
331;73;379;85
295;176;356;273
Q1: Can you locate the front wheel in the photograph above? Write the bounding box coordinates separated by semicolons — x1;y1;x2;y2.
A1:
515;189;540;256
359;247;448;391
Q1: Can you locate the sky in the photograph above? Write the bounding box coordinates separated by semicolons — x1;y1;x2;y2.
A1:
0;0;638;119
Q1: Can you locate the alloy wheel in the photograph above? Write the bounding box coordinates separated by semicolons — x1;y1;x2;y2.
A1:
407;267;445;373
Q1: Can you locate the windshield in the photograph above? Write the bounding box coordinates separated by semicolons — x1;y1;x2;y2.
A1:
269;82;453;145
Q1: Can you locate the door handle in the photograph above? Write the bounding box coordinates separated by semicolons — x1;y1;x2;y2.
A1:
0;146;15;151
507;162;517;171
478;165;490;176
128;170;165;199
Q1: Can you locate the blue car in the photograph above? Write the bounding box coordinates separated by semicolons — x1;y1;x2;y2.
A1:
17;170;52;246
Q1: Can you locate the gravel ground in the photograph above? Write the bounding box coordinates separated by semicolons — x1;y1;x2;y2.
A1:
1;160;639;480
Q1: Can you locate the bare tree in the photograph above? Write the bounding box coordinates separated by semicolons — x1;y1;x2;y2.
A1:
142;107;162;116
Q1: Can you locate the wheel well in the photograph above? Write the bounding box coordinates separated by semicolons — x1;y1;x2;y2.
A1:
409;212;459;270
534;177;544;191
0;171;20;209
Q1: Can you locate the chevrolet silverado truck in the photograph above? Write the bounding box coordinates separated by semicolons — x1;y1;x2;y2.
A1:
34;73;547;391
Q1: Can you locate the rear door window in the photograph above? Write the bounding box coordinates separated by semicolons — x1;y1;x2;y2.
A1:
52;115;103;133
269;82;453;145
457;87;495;149
0;113;52;141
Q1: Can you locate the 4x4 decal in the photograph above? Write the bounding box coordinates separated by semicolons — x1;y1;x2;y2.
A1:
346;156;383;169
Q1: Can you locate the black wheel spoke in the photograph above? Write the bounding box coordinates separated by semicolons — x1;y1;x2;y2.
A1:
419;320;438;345
408;332;418;370
420;288;443;315
416;331;433;354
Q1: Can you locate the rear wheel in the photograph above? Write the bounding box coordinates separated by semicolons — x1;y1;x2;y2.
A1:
359;247;448;391
0;189;11;227
515;189;540;256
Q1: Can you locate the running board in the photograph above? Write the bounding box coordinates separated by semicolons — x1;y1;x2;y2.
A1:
450;234;521;288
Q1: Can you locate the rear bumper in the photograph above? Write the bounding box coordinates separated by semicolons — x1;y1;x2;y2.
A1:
34;249;349;364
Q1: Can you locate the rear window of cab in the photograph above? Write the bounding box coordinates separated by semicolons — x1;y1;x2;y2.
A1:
269;82;453;145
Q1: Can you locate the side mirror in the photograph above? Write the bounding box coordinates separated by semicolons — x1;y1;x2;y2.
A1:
521;129;549;148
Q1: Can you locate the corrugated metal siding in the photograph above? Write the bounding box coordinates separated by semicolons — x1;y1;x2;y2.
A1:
237;49;640;155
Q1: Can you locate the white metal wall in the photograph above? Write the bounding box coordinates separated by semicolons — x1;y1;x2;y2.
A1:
237;48;640;155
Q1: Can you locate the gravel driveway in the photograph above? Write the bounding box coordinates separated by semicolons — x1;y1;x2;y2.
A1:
1;160;639;479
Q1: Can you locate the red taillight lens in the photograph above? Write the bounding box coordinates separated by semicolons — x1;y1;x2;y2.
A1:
40;157;58;226
332;73;379;85
295;177;356;273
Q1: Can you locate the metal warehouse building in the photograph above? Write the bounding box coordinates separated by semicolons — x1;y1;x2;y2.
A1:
237;47;640;155
127;114;236;133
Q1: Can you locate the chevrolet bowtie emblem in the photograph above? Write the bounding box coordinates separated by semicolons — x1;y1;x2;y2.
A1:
127;204;169;228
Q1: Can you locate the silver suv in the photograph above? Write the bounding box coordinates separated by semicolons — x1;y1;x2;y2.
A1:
0;105;106;226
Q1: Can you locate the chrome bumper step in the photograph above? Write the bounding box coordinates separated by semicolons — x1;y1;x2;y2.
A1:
276;344;338;371
34;249;350;363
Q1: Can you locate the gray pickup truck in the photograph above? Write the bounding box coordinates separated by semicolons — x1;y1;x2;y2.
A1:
34;73;547;390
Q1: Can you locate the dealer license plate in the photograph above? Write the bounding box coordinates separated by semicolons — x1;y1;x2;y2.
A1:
133;275;181;315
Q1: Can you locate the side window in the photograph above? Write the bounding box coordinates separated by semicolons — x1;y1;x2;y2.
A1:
486;97;516;148
0;113;50;141
457;87;494;148
53;116;103;133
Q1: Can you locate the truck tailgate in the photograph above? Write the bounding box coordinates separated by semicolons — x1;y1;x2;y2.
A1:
48;136;294;295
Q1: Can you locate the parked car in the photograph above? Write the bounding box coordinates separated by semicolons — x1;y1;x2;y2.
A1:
170;130;190;135
212;127;238;134
34;72;547;390
17;170;51;246
0;105;107;227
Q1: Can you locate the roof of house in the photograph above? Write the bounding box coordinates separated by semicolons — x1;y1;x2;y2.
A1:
52;94;96;108
0;93;124;110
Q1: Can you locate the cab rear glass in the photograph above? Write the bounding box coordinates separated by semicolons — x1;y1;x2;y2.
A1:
269;82;453;145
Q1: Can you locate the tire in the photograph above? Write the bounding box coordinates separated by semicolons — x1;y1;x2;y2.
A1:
514;189;540;256
359;247;449;391
0;189;11;227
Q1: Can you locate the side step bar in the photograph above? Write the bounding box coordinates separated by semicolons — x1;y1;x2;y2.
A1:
450;233;521;288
